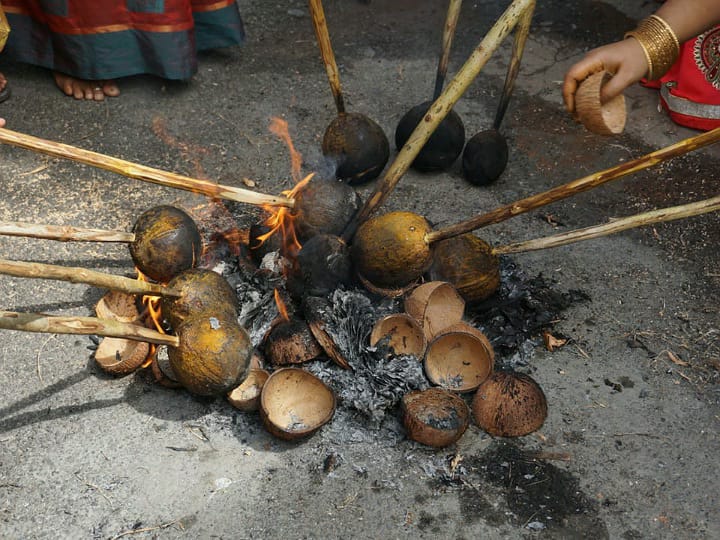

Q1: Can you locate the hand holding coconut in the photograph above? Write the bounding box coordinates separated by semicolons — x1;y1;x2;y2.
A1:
563;0;720;131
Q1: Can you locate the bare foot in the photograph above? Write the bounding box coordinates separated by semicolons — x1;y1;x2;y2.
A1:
53;72;120;101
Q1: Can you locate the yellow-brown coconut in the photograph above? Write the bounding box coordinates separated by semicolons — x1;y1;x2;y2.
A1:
260;368;336;440
352;211;433;290
472;371;547;437
161;268;238;329
402;387;470;448
428;233;500;304
168;313;252;396
129;205;202;283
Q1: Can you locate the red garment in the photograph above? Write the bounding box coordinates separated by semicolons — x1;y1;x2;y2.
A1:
643;25;720;131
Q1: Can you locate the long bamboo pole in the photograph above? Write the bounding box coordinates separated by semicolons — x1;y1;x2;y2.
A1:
425;125;720;244
342;0;536;241
493;0;533;130
432;0;463;100
0;311;179;346
0;127;294;208
492;194;720;254
0;259;179;297
0;221;135;242
308;0;345;114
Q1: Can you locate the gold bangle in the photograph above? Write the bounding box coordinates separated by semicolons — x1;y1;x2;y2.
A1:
624;14;680;80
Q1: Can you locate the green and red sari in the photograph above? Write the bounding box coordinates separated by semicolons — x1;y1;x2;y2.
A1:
2;0;244;80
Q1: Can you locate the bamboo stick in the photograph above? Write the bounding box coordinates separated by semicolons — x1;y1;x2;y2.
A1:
0;221;135;243
308;0;345;114
342;0;536;241
425;125;720;245
433;0;463;100
0;311;179;347
0;259;179;297
494;0;533;130
492;195;720;254
0;127;294;208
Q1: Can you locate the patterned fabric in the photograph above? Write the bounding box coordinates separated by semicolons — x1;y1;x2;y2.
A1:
1;0;244;81
643;25;720;131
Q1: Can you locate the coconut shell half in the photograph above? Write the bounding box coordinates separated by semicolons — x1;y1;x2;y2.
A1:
424;329;494;393
370;313;426;358
404;281;465;341
575;70;626;135
260;368;336;440
471;371;548;437
402;387;470;447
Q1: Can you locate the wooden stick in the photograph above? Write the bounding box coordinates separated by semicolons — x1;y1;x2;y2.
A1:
308;0;345;114
493;0;533;130
0;259;180;297
0;127;294;208
0;221;135;243
0;311;179;347
433;0;463;100
493;194;720;254
342;0;536;241
426;125;720;244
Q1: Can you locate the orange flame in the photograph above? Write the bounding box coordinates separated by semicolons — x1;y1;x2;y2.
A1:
254;117;315;261
136;269;166;368
273;288;290;322
256;172;313;259
269;117;303;183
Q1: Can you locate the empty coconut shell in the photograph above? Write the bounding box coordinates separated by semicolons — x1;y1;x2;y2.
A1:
129;205;202;283
424;328;494;393
264;317;323;366
227;369;270;412
370;313;426;358
402;387;470;448
404;281;465;341
428;233;500;304
440;322;495;363
95;290;140;323
168;313;252;396
260;368;336;440
471;371;548;437
575;70;626;135
94;336;150;376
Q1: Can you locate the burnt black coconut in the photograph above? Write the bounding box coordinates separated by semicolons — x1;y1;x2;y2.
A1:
394;100;465;172
462;129;509;186
322;112;390;185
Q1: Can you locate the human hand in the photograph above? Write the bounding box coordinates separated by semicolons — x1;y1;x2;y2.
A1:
0;118;5;128
563;38;649;116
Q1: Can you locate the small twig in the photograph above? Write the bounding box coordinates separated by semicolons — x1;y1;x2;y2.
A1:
74;473;114;508
184;423;209;442
35;334;57;383
110;519;183;540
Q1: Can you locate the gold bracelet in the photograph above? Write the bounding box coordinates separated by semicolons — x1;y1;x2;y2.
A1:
624;14;680;80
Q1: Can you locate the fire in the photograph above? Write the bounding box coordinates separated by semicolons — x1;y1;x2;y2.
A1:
136;269;166;368
254;117;314;260
274;288;290;322
255;172;313;259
